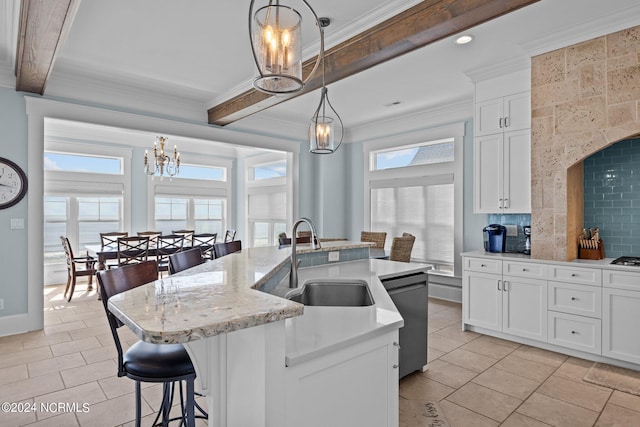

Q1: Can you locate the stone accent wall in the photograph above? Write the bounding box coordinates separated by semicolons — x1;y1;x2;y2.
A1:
531;25;640;260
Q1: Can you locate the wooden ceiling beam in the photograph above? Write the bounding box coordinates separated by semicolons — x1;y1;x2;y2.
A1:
208;0;540;126
15;0;81;94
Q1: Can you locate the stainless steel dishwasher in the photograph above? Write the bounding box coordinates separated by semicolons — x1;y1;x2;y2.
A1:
381;271;429;379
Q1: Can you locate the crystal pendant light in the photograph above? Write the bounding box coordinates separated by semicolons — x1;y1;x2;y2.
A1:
249;0;323;95
309;20;343;154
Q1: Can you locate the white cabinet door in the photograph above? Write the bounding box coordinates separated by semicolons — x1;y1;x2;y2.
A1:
285;331;399;427
463;271;502;332
503;92;531;132
503;129;531;213
602;288;640;365
475;98;503;137
502;276;547;341
474;134;503;213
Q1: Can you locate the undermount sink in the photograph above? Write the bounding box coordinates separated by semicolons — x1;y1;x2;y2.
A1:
286;279;374;307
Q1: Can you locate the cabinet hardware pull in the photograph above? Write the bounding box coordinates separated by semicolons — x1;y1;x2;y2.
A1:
503;281;509;292
571;331;577;334
497;280;501;291
571;273;577;277
522;268;527;272
571;297;577;301
504;198;509;208
505;116;509;127
393;342;401;349
499;117;503;128
481;264;486;267
393;364;399;369
498;198;504;209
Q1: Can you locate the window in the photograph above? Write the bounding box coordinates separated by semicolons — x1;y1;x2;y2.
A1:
44;196;68;265
372;138;454;171
173;164;225;181
371;179;454;264
246;154;290;247
44;152;123;174
365;123;464;271
154;196;226;235
78;197;122;247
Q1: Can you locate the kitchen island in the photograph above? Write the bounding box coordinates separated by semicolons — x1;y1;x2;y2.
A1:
107;242;430;427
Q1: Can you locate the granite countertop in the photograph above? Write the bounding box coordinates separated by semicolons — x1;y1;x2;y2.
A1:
461;250;640;272
107;242;374;344
280;259;432;366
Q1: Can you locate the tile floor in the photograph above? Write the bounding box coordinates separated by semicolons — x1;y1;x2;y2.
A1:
0;282;639;426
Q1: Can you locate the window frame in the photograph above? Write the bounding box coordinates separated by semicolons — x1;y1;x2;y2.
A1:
364;122;465;274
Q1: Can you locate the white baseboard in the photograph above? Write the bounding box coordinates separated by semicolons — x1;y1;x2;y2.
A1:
0;313;30;337
428;283;462;303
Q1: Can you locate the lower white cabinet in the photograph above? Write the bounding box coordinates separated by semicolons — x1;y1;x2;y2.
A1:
463;266;547;342
548;311;601;354
602;287;640;364
284;330;399;427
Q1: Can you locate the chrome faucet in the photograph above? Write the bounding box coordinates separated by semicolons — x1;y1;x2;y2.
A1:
289;217;321;288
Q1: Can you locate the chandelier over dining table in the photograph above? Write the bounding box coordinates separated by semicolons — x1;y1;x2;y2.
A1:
144;136;180;178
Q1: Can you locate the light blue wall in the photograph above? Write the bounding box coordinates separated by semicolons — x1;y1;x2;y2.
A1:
0;88;29;316
345;142;365;241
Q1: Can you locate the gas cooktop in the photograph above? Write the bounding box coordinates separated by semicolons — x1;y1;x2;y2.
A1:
611;256;640;267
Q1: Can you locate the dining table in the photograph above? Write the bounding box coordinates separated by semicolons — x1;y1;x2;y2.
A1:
85;243;209;271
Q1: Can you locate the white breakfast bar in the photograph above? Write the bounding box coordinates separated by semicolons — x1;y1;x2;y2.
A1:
107;242;430;427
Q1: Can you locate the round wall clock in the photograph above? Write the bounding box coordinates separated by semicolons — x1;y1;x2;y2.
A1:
0;157;28;209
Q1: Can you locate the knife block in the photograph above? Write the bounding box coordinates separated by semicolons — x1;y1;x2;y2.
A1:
578;240;605;260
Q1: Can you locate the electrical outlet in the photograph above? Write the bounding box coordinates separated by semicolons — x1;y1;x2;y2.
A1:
328;251;340;262
505;225;518;236
0;299;4;310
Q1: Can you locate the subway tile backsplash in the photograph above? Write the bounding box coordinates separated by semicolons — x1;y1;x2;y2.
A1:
584;138;640;258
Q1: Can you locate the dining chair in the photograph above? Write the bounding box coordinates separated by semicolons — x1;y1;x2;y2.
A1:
193;233;217;260
224;229;236;243
116;236;150;267
169;248;204;275
60;236;97;302
156;234;186;275
361;231;387;249
173;230;195;246
389;233;416;263
100;232;128;268
296;230;312;238
213;240;242;258
136;231;161;247
97;261;206;427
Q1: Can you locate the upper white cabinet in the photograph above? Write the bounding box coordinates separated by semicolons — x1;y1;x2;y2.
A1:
475;92;531;137
474;129;531;213
473;70;532;214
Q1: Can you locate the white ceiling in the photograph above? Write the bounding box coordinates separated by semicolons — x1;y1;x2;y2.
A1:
2;0;640;146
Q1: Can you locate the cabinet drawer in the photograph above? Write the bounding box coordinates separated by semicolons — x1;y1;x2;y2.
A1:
503;261;547;280
547;311;601;355
548;281;601;318
548;266;601;286
464;257;501;274
603;269;640;291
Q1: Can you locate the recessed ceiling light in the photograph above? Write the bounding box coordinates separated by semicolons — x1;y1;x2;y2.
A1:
455;35;473;45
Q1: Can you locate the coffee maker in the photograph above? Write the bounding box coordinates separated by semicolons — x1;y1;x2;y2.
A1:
483;224;507;253
523;225;531;255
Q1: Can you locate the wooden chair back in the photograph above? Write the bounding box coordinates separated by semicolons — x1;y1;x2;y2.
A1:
116;236;150;266
213;240;242;258
169;248;204;275
97;261;158;375
100;231;128;250
296;230;312;238
172;229;195;246
137;231;161;246
361;231;387;249
278;236;310;246
224;229;236;242
193;233;217;260
156;234;186;272
389;234;416;263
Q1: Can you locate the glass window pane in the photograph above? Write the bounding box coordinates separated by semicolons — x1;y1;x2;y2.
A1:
79;221;120;247
373;138;454;170
155;220;188;235
253;222;270;247
44;152;122;174
273;223;287;240
44;223;67;256
44;196;67;221
252;161;287;180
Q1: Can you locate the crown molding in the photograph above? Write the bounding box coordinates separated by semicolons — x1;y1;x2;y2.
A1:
206;0;424;109
464;56;531;83
521;3;640;57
